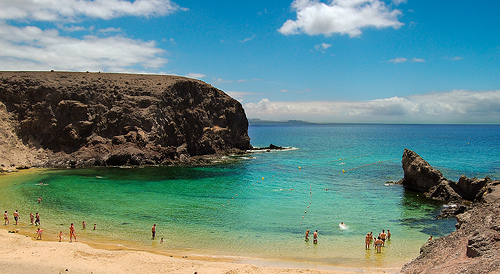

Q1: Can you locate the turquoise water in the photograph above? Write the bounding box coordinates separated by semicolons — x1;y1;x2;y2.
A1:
1;124;499;267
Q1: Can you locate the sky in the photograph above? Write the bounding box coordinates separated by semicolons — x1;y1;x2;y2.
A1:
0;0;499;123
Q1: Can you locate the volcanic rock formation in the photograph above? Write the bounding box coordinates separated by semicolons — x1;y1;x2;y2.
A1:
0;71;251;168
398;149;500;273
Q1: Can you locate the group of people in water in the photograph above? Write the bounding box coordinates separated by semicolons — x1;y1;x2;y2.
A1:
3;197;96;243
4;210;40;226
303;223;391;253
366;229;391;252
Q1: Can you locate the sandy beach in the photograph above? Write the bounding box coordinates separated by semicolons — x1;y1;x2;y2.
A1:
0;229;402;274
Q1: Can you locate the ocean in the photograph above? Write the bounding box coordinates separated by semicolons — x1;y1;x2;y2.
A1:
1;124;499;268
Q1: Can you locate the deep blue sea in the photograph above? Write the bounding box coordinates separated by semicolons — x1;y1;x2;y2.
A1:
1;124;499;267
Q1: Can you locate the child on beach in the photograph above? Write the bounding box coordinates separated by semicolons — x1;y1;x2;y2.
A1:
58;231;64;242
82;221;86;229
30;213;34;225
36;228;43;240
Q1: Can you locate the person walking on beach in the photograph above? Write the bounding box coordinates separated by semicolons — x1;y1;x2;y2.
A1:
35;212;40;226
29;213;34;225
151;224;156;240
69;223;77;242
305;229;310;241
13;210;19;225
313;230;318;244
4;211;9;225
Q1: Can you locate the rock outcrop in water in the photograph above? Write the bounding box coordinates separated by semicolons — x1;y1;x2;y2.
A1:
0;71;251;169
399;149;491;206
398;149;500;273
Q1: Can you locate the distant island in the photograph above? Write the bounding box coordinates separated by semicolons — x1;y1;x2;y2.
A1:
248;118;312;125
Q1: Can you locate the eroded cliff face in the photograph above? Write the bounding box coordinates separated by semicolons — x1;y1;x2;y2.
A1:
0;71;251;168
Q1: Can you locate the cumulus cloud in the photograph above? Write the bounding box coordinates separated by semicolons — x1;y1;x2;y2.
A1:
279;0;403;37
244;90;500;123
0;0;181;21
0;23;166;72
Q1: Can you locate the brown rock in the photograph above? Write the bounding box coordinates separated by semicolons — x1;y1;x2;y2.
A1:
399;149;446;193
0;71;251;167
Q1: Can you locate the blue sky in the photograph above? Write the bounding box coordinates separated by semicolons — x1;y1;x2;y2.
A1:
1;0;499;123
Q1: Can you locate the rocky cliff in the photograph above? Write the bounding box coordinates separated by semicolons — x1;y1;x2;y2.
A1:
398;149;500;273
0;71;251;168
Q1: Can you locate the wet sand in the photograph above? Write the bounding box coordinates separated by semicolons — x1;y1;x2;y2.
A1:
0;229;402;274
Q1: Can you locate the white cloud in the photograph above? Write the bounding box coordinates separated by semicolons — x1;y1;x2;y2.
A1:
185;73;206;79
314;42;332;51
445;56;463;61
98;27;123;34
388;57;425;63
389;57;407;63
240;34;256;43
244;90;500;123
0;0;182;21
279;0;403;37
0;23;167;72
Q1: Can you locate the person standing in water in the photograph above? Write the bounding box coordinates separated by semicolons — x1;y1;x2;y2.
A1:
380;229;387;246
305;229;310;241
35;212;40;226
30;213;34;225
365;233;372;249
13;210;19;225
151;224;156;240
374;236;383;253
4;211;9;225
313;230;318;244
69;223;77;242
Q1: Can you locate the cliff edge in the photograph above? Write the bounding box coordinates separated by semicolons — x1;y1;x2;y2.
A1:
0;71;251;169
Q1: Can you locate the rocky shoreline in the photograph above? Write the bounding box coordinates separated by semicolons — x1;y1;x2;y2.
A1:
397;149;500;273
0;71;251;171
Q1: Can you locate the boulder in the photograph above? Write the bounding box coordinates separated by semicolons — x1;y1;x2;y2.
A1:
399;149;447;193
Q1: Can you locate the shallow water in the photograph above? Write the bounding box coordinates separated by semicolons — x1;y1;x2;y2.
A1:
1;124;498;267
